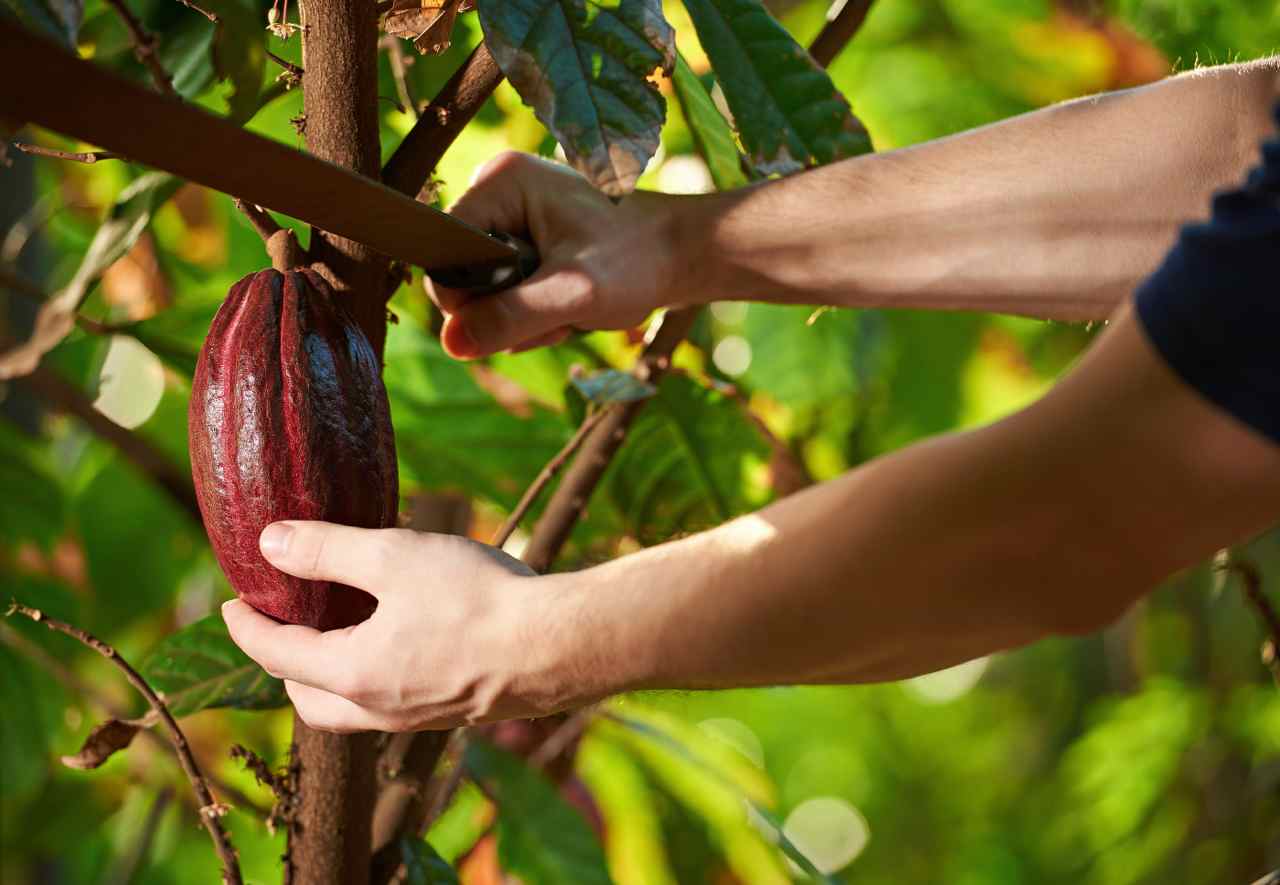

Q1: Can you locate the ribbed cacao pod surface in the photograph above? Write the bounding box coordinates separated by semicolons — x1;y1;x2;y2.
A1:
189;268;398;630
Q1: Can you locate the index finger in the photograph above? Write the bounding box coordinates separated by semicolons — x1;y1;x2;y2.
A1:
222;599;355;691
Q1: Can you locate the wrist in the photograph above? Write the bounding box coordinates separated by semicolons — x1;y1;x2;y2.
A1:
507;571;638;714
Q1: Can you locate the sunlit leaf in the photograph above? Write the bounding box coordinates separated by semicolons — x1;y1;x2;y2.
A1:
139;614;287;717
681;0;869;174
476;0;675;195
465;739;613;885
0;423;66;549
670;51;748;190
739;304;868;407
598;372;770;544
383;323;572;509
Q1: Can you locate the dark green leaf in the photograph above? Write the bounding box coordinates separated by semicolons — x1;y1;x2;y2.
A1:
0;0;80;48
570;369;656;407
476;0;675;196
0;643;51;799
0;173;182;379
139;614;288;717
207;0;266;122
0;423;66;549
681;0;870;173
383;324;572;509
670;51;749;190
401;838;461;885
599;372;770;544
465;739;613;885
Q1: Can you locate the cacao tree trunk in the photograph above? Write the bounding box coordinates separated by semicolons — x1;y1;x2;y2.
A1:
289;0;389;881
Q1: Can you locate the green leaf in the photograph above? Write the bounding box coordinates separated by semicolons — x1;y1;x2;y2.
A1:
681;0;870;174
739;304;864;407
0;173;182;380
465;740;613;885
0;642;51;799
571;369;657;407
599;372;770;544
383;323;572;509
476;0;675;196
602;706;838;883
670;51;749;190
401;838;461;885
207;0;266;122
0;423;65;549
0;0;80;48
139;614;288;717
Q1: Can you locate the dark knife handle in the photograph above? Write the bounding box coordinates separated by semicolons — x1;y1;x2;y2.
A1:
428;233;540;294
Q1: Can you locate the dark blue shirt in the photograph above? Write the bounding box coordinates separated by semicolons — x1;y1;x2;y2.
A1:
1136;108;1280;445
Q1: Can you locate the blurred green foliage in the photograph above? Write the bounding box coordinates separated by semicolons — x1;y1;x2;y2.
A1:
4;0;1280;881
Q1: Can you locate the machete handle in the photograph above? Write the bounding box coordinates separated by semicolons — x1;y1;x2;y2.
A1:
428;233;541;294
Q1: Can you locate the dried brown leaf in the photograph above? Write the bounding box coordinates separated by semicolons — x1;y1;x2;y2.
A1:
61;711;159;770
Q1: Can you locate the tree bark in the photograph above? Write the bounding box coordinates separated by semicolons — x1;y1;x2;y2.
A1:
290;0;386;882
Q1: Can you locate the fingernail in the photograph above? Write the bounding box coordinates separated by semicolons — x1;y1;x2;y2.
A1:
451;321;480;359
260;523;293;560
221;599;237;613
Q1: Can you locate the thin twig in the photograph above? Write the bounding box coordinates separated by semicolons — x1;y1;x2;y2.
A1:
5;603;242;884
527;706;597;769
266;50;304;79
101;0;178;97
491;408;610;548
421;733;468;825
381;36;419;120
12;142;122;164
381;43;503;198
174;0;219;22
0;622;270;818
233;198;283;241
1222;559;1280;683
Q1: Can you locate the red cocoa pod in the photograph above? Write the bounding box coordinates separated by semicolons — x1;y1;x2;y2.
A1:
189;268;398;630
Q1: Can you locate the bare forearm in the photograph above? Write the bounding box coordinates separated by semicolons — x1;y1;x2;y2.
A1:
677;59;1278;321
548;310;1280;699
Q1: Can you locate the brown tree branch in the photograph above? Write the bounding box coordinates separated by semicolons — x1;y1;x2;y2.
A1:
5;603;242;885
521;307;698;573
267;50;304;80
808;0;874;68
12;142;122;164
518;3;874;573
380;36;419;120
491;407;610;549
0;622;269;817
381;43;503;199
101;0;178;97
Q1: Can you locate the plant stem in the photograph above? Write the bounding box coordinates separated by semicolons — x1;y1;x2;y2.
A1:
5;603;242;884
101;0;178;97
11;142;121;164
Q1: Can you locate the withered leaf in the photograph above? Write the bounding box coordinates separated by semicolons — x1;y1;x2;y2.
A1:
61;712;158;771
383;0;474;55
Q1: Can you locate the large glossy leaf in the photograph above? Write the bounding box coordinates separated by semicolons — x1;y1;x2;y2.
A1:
476;0;675;196
139;614;288;718
465;740;613;885
681;0;870;174
670;51;749;190
0;0;81;47
739;304;867;407
383;323;572;509
598;372;770;544
0;173;182;380
601;706;837;883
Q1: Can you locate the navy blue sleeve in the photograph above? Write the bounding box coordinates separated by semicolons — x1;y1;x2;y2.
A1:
1135;109;1280;445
